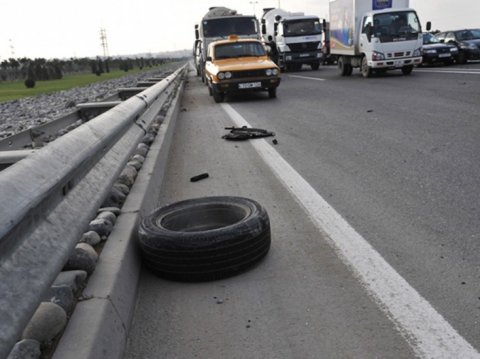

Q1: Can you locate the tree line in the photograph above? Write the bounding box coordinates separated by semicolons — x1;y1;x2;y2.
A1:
0;56;181;84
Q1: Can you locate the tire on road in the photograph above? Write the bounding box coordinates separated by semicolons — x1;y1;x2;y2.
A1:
138;196;271;282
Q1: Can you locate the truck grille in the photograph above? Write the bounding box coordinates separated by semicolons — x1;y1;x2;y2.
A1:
387;51;412;58
288;42;320;52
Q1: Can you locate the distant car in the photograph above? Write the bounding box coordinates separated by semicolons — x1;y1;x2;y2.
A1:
436;29;480;64
421;33;458;65
204;36;281;103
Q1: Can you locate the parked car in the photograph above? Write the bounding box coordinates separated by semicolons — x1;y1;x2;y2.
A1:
421;33;458;65
436;29;480;64
204;36;281;103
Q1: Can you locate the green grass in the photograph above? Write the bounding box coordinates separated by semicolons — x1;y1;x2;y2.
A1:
0;67;164;103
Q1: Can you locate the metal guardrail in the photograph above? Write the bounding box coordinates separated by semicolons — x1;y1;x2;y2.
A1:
0;64;187;358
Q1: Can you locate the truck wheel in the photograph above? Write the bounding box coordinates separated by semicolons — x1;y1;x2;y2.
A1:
213;88;224;103
338;56;349;76
311;62;320;70
361;56;372;78
268;88;277;98
401;65;413;75
137;196;271;282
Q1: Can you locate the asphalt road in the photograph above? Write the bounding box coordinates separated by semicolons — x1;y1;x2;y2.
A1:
125;62;480;358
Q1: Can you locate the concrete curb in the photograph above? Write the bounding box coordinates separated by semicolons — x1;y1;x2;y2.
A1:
52;68;187;359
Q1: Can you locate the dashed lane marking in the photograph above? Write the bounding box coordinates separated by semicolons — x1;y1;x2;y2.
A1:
221;103;480;359
287;75;326;81
416;68;480;75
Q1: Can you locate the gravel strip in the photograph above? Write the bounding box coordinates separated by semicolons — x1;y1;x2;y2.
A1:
0;61;186;139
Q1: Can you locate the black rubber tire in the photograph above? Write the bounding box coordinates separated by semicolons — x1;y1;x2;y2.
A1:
361;56;372;78
338;56;352;76
401;65;414;75
138;196;271;282
268;87;277;98
457;51;467;64
212;88;224;103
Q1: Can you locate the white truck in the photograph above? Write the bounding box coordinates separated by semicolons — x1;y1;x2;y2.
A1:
194;7;262;81
261;8;324;71
329;0;429;77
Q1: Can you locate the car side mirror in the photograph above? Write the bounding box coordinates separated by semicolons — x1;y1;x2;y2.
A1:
206;56;212;62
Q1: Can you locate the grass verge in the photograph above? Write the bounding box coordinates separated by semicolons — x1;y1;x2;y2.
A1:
0;66;165;104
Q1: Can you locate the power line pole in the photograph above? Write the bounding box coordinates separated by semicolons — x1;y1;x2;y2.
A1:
9;39;15;58
100;28;110;58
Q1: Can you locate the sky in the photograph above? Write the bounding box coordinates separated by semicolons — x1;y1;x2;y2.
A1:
1;0;479;60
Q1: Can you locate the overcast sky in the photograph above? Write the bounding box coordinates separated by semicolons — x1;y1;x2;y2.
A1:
1;0;479;60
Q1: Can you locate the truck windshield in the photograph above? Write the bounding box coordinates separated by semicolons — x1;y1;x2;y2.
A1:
214;42;266;59
202;17;258;37
373;11;421;42
283;19;322;37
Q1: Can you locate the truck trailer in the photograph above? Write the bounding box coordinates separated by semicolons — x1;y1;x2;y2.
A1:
194;7;262;81
329;0;428;77
261;8;324;71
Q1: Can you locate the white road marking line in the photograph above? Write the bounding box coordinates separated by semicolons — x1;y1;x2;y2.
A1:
288;75;326;81
221;102;480;359
416;69;480;75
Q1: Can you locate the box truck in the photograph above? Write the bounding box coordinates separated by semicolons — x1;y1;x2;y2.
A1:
261;8;324;71
194;7;262;81
329;0;429;77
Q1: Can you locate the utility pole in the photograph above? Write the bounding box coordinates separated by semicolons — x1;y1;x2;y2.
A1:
100;28;110;58
249;1;258;15
9;39;15;58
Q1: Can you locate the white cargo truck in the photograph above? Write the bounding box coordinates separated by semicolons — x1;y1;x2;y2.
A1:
329;0;429;77
261;8;324;71
194;7;262;81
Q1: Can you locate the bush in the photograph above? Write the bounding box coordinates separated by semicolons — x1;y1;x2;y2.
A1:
24;78;36;88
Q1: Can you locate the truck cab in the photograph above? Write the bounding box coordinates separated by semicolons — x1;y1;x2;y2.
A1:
262;8;324;71
329;0;425;77
359;10;423;76
194;7;262;82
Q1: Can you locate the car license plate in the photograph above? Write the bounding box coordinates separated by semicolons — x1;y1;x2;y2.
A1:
300;53;310;57
438;53;451;58
238;82;261;89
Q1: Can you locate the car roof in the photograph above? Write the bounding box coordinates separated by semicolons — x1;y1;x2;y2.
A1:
439;28;480;33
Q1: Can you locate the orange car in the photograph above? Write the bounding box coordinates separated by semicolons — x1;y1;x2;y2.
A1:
204;36;281;103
